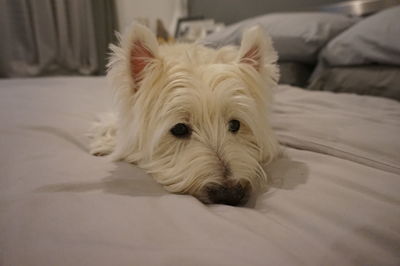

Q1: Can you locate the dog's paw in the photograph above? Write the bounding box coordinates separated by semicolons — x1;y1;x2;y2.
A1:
90;146;113;157
87;113;117;157
93;152;107;156
88;131;116;157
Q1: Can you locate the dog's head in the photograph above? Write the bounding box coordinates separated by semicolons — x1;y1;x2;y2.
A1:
108;23;280;205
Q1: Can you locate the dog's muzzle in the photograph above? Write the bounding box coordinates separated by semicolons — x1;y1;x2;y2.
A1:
206;181;250;206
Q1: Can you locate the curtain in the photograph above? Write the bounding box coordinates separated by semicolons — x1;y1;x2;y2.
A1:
0;0;118;77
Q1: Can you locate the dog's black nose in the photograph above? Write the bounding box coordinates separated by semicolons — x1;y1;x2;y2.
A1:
206;183;249;206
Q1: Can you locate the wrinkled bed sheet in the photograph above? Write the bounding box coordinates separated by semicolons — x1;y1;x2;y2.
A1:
0;77;399;266
272;85;400;174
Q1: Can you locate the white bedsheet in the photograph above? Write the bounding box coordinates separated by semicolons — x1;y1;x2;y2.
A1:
0;77;399;266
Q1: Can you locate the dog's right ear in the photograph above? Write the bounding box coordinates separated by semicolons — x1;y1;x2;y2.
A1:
237;26;279;82
109;23;159;92
128;24;159;87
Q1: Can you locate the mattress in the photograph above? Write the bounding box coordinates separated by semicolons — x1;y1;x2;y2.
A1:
0;76;399;266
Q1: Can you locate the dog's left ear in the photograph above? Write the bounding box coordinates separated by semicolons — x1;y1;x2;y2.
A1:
238;26;278;74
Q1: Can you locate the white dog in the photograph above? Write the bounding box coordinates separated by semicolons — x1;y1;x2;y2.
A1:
89;23;280;205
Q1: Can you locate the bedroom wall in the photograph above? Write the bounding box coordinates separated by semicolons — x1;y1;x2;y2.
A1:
115;0;187;34
188;0;346;24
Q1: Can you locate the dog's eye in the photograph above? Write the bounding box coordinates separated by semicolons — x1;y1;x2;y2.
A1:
170;123;191;138
228;119;240;133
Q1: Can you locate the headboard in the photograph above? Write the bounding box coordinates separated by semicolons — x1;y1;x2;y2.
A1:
188;0;399;25
319;0;399;16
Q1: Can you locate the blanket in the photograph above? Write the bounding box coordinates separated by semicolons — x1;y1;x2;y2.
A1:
0;77;399;266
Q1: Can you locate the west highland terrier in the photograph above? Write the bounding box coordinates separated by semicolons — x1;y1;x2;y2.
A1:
89;23;280;206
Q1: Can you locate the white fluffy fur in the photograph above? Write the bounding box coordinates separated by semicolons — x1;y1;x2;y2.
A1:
89;23;280;203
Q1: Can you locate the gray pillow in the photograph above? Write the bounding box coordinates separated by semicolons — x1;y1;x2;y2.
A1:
321;6;400;66
201;12;355;63
307;66;400;101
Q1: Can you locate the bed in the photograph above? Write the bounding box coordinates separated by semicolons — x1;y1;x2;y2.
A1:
2;0;400;264
0;75;399;265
